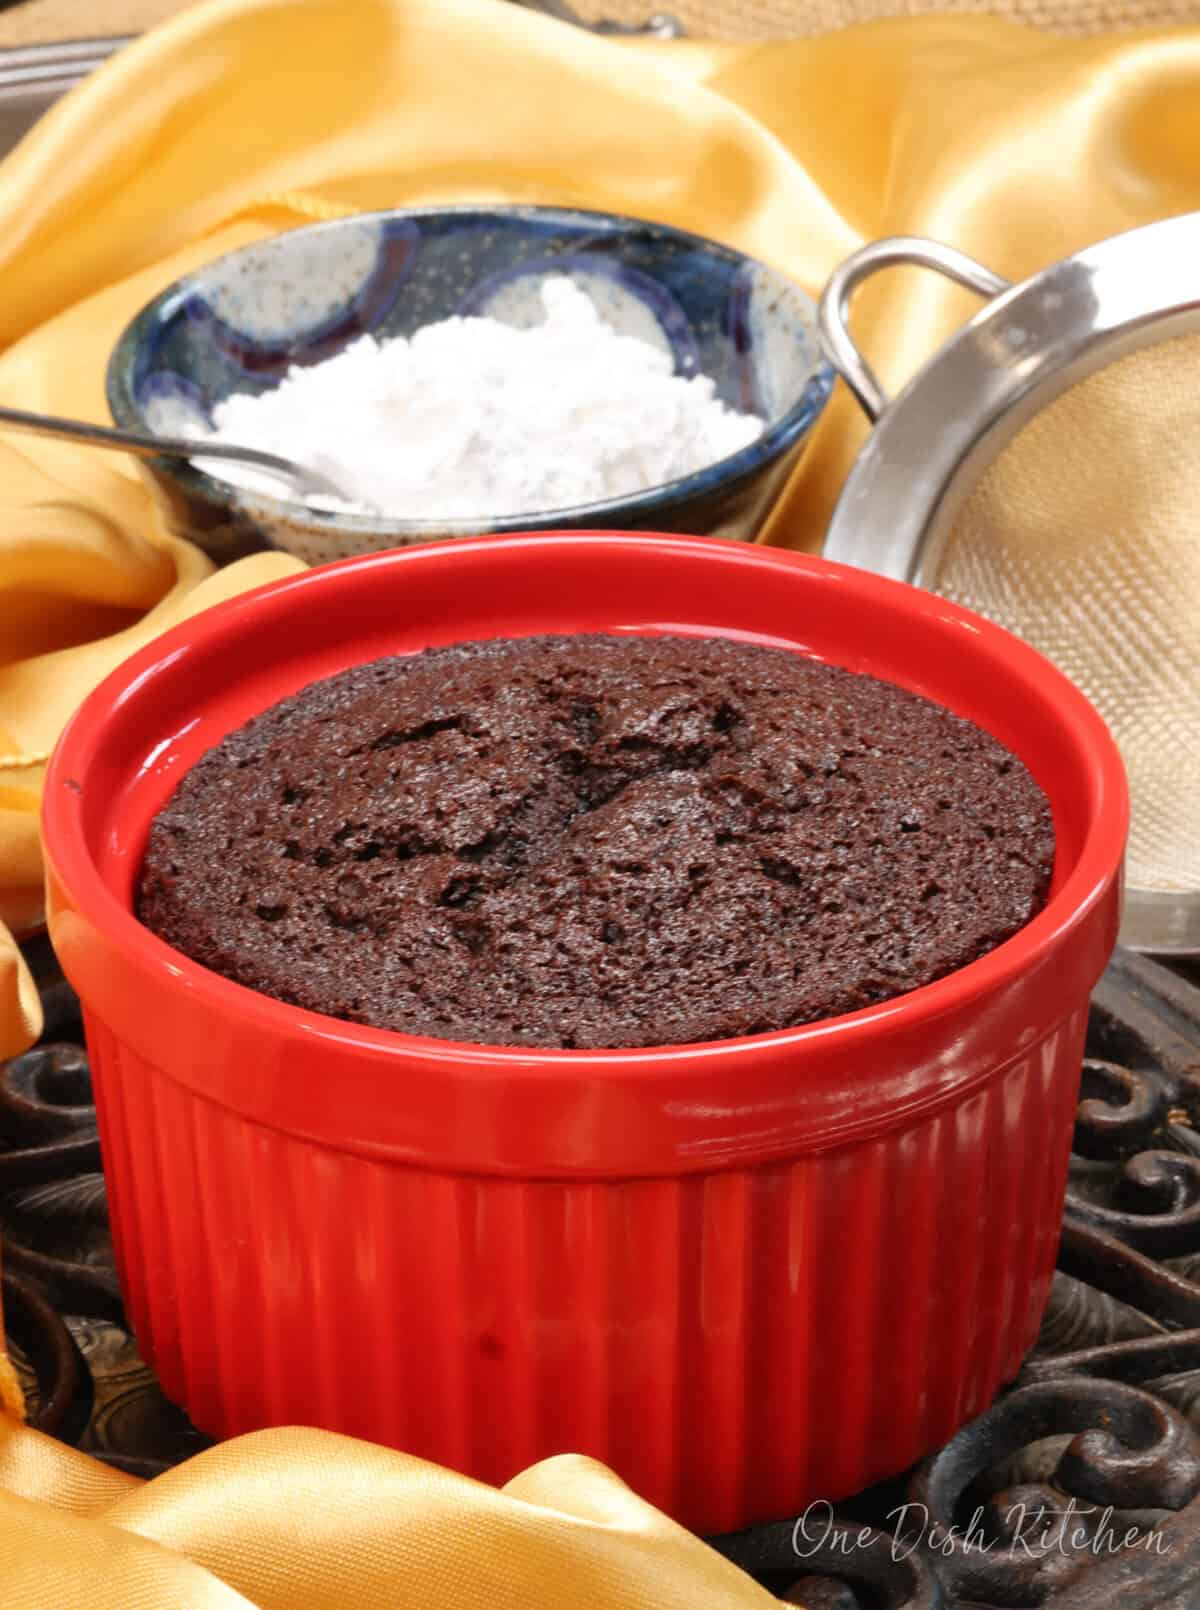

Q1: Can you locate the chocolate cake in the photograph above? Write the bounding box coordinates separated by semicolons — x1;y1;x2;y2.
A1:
137;633;1055;1049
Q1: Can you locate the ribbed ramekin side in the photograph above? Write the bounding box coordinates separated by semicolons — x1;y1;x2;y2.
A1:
81;1011;1087;1535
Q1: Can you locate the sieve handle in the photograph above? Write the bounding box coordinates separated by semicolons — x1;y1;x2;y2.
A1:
818;238;1010;422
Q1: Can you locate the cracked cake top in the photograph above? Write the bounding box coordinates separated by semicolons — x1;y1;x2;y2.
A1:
137;632;1055;1049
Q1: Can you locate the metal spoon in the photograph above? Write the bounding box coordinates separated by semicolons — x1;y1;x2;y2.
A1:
0;403;349;504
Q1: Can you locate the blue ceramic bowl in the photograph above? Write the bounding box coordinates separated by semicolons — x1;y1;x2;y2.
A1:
107;205;834;565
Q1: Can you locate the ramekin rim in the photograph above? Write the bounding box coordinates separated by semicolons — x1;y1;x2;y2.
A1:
42;531;1130;1075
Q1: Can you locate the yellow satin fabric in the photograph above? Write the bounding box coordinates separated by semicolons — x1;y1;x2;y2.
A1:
0;1353;22;1424
2;0;1200;1595
0;1417;780;1609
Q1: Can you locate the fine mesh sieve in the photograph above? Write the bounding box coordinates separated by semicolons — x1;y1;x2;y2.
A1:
818;220;1200;954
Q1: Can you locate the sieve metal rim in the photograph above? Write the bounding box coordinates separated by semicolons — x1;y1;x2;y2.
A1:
816;218;1200;957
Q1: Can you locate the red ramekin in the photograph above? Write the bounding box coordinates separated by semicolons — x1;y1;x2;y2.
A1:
42;533;1127;1534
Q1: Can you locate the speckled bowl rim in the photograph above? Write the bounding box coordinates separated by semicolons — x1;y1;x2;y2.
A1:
105;203;836;538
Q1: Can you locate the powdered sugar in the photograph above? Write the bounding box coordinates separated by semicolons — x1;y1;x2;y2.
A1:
194;277;765;518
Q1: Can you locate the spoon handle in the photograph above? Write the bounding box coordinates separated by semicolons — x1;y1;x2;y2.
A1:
0;402;345;503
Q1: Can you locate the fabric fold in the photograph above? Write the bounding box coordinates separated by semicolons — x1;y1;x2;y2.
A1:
0;1419;779;1609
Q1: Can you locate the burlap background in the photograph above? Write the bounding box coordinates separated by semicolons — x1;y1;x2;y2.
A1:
584;0;1200;34
3;0;1200;46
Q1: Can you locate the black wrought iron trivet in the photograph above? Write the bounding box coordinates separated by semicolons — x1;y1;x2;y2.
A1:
5;939;1200;1606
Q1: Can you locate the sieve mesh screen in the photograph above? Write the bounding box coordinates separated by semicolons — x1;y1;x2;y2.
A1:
933;334;1200;894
